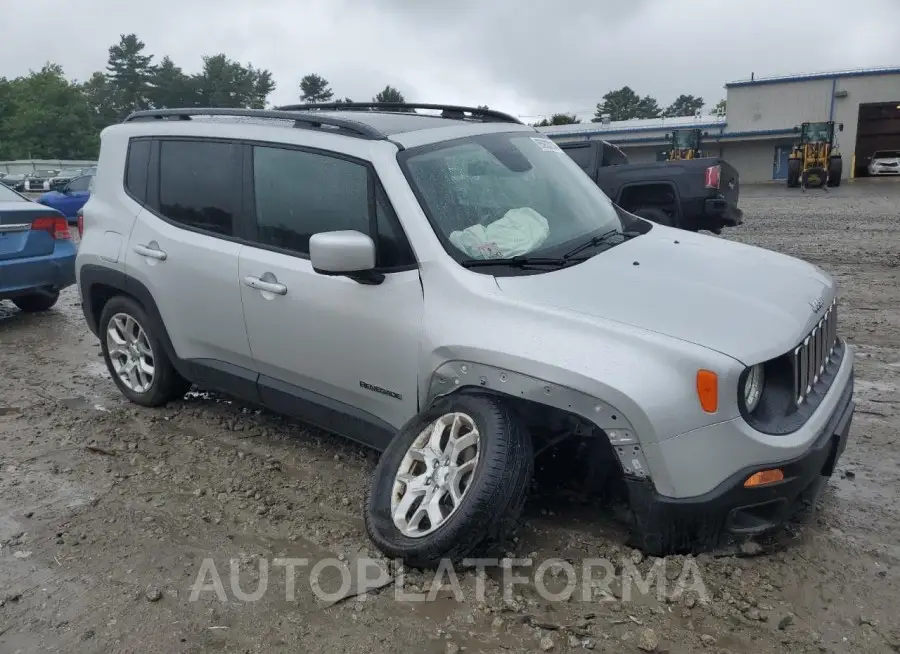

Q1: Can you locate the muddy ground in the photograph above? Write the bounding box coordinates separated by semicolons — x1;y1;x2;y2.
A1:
1;180;899;653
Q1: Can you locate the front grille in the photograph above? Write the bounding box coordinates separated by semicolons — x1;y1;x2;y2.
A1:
793;299;838;405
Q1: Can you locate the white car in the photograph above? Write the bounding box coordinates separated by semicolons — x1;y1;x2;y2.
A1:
868;150;900;176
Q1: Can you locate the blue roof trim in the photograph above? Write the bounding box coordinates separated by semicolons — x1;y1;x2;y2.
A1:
726;66;900;88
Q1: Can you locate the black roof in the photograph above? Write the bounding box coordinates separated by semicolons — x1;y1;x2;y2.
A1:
124;103;523;142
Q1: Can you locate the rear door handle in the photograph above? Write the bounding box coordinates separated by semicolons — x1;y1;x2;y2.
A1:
243;275;287;296
133;244;167;261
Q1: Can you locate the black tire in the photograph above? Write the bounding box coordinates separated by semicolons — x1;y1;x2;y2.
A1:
12;290;60;313
786;159;802;188
98;295;191;407
365;392;533;568
827;157;842;187
632;206;675;227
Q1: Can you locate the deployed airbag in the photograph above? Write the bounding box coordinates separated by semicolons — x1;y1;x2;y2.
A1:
449;207;550;259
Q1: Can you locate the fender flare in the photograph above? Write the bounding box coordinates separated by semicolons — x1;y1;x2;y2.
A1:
79;264;186;377
426;360;651;479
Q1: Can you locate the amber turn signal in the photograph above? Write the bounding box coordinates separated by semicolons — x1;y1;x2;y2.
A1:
696;370;718;413
744;469;785;488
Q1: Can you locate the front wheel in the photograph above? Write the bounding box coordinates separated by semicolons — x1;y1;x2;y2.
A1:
827;157;842;187
365;393;533;568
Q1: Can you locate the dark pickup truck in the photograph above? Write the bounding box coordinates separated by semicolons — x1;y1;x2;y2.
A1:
555;139;743;233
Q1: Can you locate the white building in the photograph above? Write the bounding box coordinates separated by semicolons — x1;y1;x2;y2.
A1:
538;66;900;183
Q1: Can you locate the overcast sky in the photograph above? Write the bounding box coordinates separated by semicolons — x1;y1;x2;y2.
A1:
3;0;900;121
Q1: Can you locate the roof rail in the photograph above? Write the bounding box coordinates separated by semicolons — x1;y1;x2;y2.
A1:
274;102;523;125
122;108;385;139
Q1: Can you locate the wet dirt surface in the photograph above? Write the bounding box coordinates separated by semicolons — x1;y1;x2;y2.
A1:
1;180;899;653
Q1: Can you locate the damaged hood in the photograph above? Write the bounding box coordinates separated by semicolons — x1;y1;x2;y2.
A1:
495;227;834;364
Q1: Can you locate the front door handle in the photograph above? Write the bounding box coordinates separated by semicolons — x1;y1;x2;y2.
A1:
133;243;167;261
243;275;287;296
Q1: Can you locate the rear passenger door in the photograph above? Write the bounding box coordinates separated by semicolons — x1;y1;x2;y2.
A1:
238;143;423;447
125;138;256;392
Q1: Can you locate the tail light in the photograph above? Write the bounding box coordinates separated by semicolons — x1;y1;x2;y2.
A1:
77;212;84;238
31;216;71;240
705;164;721;189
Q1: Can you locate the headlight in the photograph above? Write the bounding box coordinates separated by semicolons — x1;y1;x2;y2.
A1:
742;364;765;412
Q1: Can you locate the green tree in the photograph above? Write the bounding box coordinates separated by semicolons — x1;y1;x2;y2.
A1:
80;71;119;132
148;56;196;108
192;54;274;109
0;65;97;159
663;94;705;118
299;74;333;103
593;86;661;122
106;33;154;119
709;98;727;116
374;85;405;104
534;113;580;127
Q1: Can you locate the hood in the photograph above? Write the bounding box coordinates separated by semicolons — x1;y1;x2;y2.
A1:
494;227;833;364
872;157;900;165
38;191;64;203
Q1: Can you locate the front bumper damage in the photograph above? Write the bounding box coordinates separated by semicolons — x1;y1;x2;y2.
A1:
624;373;855;555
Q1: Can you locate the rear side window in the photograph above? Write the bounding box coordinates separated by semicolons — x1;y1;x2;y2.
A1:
153;140;241;237
561;144;594;171
67;175;92;192
125;138;151;203
602;145;628;167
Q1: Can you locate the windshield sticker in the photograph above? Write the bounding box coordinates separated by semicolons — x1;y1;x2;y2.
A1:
531;137;564;153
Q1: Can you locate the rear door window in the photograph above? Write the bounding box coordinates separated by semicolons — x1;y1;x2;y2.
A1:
125;138;151;204
151;139;242;237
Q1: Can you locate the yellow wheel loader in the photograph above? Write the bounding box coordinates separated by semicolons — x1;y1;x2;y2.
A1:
787;121;844;190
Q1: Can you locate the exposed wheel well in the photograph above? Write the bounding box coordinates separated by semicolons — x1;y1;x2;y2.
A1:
617;183;678;216
89;283;134;330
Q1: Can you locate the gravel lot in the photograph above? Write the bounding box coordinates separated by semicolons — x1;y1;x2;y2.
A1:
1;180;899;653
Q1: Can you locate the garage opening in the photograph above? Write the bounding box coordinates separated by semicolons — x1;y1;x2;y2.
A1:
854;102;900;177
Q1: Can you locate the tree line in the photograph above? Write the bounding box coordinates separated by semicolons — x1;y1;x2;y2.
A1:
0;34;412;160
533;91;727;127
0;32;727;159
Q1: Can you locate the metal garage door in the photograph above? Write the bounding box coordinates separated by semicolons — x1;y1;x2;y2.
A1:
773;145;790;180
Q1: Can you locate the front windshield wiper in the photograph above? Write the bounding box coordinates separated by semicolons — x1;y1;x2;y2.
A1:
461;255;584;269
561;228;642;260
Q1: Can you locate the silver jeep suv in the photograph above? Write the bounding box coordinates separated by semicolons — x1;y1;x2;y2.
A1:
76;103;855;567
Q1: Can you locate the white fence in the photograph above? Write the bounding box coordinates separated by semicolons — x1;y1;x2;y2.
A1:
1;159;98;174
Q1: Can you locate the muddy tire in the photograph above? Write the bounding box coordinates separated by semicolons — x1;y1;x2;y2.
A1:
13;290;60;313
632;206;675;227
827;157;842;187
365;393;533;568
787;159;802;188
99;295;190;407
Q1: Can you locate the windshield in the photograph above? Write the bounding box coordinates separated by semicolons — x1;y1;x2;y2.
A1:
873;151;900;159
672;130;698;149
802;123;831;142
0;184;28;202
399;132;628;265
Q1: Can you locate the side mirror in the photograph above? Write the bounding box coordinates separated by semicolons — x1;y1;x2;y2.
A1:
838;123;844;131
309;230;382;284
793;126;800;133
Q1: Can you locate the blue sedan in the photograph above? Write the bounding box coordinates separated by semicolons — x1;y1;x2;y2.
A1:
0;183;76;312
37;173;93;222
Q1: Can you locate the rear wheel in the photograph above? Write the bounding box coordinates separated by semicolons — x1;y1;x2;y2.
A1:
99;296;190;407
632;206;675;227
12;290;60;313
827;156;843;187
365;393;533;568
786;159;802;188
